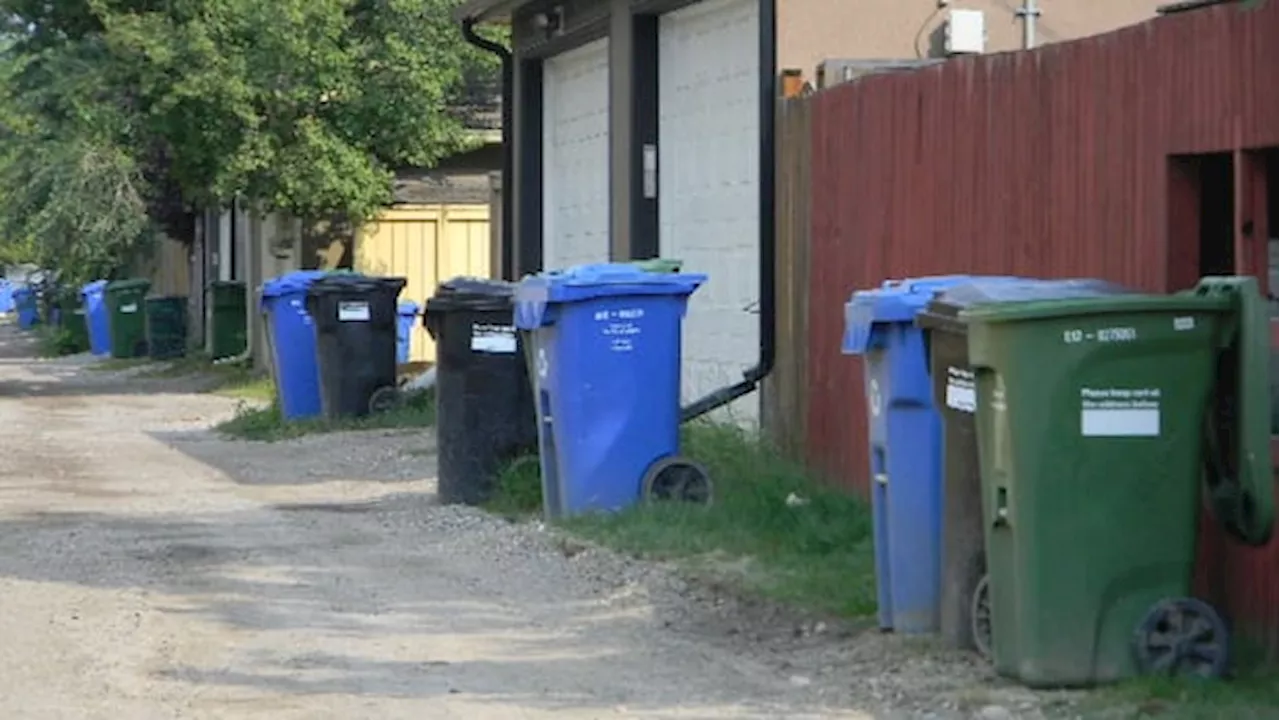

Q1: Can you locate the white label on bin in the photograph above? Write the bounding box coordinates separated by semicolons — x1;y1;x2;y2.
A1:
1062;327;1139;344
121;303;138;314
471;323;516;354
596;306;644;353
1079;387;1161;437
1173;316;1195;331
337;301;370;322
536;347;549;379
868;378;882;417
990;376;1007;413
945;366;976;414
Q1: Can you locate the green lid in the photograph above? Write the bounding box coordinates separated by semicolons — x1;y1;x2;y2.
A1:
631;258;683;273
106;278;152;292
959;292;1232;324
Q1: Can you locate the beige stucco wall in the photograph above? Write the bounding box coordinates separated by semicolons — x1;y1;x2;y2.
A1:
779;0;1166;82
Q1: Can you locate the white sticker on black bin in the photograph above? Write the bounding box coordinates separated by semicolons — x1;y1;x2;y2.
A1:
121;303;138;314
945;366;976;413
337;301;371;322
471;323;517;354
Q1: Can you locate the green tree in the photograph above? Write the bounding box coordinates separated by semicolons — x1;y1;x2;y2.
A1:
0;0;497;279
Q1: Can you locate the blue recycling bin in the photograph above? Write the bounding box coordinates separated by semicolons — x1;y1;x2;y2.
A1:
396;301;419;364
13;286;39;330
842;274;1022;634
261;270;333;420
0;280;13;314
514;263;707;518
81;280;112;356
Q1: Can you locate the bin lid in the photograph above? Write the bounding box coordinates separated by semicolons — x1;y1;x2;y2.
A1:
81;279;109;295
842;274;1016;355
106;278;151;292
398;300;420;316
958;282;1227;324
261;270;333;299
306;273;404;297
425;277;516;314
918;278;1134;332
630;257;684;273
513;263;706;329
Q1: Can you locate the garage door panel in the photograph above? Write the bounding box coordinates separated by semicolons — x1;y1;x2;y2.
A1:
542;38;611;271
659;0;759;423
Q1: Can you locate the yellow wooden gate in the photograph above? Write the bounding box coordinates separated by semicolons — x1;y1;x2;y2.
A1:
355;204;491;363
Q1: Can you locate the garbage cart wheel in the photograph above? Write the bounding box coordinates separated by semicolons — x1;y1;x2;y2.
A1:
368;386;401;415
1132;597;1229;679
970;574;993;661
642;456;713;505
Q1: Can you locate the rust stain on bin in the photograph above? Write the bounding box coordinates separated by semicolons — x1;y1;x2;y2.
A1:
802;0;1277;654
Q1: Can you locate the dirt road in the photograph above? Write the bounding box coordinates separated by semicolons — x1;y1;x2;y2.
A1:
0;321;1043;720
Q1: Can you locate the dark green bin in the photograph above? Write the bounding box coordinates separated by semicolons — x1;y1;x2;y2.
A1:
61;288;91;353
208;281;247;360
105;278;152;359
145;295;188;360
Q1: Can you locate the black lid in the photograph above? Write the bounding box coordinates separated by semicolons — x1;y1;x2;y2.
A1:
425;276;516;314
918;278;1135;332
307;274;406;297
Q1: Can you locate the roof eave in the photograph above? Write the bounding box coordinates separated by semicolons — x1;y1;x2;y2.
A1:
453;0;522;24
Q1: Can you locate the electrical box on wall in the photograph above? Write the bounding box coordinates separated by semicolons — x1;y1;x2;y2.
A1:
944;9;986;55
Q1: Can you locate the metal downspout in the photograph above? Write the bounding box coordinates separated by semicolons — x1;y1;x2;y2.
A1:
461;18;516;280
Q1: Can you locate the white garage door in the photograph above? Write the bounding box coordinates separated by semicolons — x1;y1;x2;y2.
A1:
659;0;760;423
542;38;611;271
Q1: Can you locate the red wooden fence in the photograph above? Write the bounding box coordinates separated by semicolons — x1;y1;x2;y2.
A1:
798;0;1277;645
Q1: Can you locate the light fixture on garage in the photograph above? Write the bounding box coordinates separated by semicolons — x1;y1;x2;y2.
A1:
532;6;565;37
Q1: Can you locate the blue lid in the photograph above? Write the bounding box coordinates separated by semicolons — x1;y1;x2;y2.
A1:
82;279;109;295
842;274;1020;355
397;301;420;315
514;263;706;330
261;270;332;300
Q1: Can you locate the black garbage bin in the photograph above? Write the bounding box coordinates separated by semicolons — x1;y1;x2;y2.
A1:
916;277;1135;658
305;274;407;419
424;277;538;506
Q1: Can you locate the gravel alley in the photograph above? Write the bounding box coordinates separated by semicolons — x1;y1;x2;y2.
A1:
0;320;1042;720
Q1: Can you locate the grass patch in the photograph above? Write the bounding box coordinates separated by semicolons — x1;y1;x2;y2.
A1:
34;326;88;357
214;373;275;401
216;387;436;442
1072;672;1278;719
488;422;876;618
88;357;150;371
139;353;274;400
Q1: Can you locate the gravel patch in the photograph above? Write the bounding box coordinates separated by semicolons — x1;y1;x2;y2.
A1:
0;319;1070;719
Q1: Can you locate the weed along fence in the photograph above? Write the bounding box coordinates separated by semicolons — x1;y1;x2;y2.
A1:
767;0;1279;666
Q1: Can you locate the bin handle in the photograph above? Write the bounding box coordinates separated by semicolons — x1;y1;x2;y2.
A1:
992;486;1010;529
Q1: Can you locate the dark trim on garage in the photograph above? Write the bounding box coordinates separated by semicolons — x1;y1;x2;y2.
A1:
516;57;544;273
630;0;702;15
513;0;611;57
629;13;659;260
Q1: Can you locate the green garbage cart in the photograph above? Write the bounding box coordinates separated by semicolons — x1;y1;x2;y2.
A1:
145;295;188;360
962;277;1273;687
208;281;247;360
105;278;152;359
60;287;91;353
